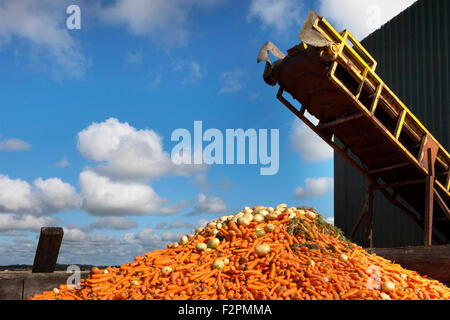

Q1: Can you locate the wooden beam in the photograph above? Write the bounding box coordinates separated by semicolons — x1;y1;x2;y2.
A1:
372;178;424;190
369;245;450;285
433;189;450;219
367;162;411;176
424;148;435;247
317;113;364;130
364;186;374;248
32;227;64;273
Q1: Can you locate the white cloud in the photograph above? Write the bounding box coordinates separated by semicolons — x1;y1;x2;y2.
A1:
324;216;334;225
79;170;164;216
123;227;183;250
160;201;190;215
0;214;58;231
77;118;204;181
295;177;334;199
0;138;31;151
90;217;137;230
150;75;161;88
189;173;231;192
318;0;417;40
167;220;192;229
247;0;303;34
0;0;88;78
33;177;81;213
219;70;248;94
53;156;70;168
290;119;333;162
127;50;143;64
191;192;227;215
98;0;223;46
0;175;33;212
173;60;205;84
0;175;80;215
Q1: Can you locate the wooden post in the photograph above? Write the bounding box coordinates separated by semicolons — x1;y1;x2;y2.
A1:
32;227;64;273
364;186;374;248
424;148;434;247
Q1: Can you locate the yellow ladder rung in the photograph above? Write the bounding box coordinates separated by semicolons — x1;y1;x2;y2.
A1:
394;109;407;139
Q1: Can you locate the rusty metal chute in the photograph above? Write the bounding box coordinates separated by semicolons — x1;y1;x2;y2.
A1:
259;10;450;247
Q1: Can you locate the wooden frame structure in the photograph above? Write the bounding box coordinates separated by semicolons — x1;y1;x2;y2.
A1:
263;10;450;247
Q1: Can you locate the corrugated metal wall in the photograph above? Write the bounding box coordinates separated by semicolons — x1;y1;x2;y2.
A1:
334;0;449;248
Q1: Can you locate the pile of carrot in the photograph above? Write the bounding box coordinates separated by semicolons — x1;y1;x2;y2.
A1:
29;204;450;300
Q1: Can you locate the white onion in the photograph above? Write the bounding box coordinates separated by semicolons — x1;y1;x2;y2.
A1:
207;238;220;249
253;214;265;223
256;229;266;238
212;259;225;270
196;243;207;252
160;266;173;276
237;217;250;226
255;244;271;257
381;281;395;293
339;253;348;262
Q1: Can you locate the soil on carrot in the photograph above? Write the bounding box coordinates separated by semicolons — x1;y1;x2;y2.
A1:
29;205;450;300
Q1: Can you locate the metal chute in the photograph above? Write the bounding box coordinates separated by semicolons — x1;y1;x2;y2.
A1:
298;10;332;47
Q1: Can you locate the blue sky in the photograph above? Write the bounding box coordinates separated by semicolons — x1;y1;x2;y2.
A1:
0;0;416;265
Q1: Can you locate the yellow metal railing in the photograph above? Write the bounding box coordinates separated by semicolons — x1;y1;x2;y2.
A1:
303;13;450;195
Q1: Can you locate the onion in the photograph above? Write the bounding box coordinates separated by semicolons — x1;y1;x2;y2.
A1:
306;211;316;220
160;266;173;276
209;228;219;236
180;236;189;245
207;238;220;249
256;229;266;238
307;259;315;267
267;207;274;213
130;280;139;286
253;214;265;223
196;243;207;252
339;253;348;262
380;292;391;300
255;244;271;257
266;213;278;221
234;212;244;219
243;213;254;222
223;258;230;265
237;217;250;226
265;224;275;232
195;227;204;234
258;209;269;216
187;234;194;239
381;281;395;293
53;288;60;295
172;242;179;249
400;273;408;280
212;259;225;270
102;269;109;274
216;222;223;229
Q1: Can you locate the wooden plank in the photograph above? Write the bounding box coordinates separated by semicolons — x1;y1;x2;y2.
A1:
364;186;374;248
317;113;364;130
32;227;64;273
370;245;450;284
367;162;411;176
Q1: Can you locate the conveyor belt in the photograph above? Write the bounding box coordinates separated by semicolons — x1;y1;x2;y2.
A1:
259;10;450;246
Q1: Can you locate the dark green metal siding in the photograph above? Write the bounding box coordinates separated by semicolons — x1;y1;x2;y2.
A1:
334;0;449;247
